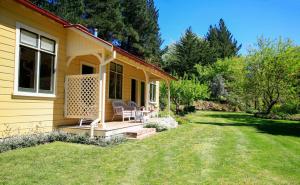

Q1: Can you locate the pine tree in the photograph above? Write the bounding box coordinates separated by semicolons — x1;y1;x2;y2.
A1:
30;0;85;24
31;0;162;65
84;0;124;43
144;0;162;65
121;0;148;57
174;27;201;76
206;19;241;59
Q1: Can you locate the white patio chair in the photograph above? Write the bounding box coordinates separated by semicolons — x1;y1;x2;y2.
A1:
112;100;136;122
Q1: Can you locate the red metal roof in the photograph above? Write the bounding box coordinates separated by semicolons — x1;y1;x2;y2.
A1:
14;0;176;80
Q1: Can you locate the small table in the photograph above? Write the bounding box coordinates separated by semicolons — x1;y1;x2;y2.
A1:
135;110;150;123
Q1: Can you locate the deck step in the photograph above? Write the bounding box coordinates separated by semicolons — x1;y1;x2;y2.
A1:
125;128;156;139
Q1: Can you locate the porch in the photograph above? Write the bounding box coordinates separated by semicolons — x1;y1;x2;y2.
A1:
62;28;174;138
58;121;151;138
63;54;172;131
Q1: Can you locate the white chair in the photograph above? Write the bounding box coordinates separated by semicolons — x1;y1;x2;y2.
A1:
112;100;135;122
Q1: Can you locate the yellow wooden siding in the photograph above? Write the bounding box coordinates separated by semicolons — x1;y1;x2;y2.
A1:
105;60;147;121
0;0;71;137
0;0;164;137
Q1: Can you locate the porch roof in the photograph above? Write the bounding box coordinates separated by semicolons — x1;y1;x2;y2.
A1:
15;0;177;82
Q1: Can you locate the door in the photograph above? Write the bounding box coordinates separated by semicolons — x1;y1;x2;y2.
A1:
81;64;94;74
140;81;145;106
80;64;96;109
131;79;137;102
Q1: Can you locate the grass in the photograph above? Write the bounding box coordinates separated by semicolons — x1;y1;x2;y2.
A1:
0;111;299;184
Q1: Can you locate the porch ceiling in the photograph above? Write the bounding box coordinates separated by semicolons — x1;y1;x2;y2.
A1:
65;28;113;64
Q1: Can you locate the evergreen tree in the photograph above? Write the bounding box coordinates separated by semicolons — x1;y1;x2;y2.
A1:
162;27;217;76
31;0;163;65
206;19;241;59
84;0;124;43
121;0;148;56
120;0;162;65
174;27;201;76
144;0;162;65
31;0;85;24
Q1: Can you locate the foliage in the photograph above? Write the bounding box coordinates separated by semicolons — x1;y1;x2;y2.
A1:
84;0;125;43
144;123;168;132
162;27;217;76
183;105;196;113
245;37;300;114
121;0;162;64
160;77;210;114
30;0;162;65
175;116;190;125
0;132;126;153
31;0;85;24
206;18;242;58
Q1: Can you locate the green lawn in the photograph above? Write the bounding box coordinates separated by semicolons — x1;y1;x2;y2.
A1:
0;111;299;185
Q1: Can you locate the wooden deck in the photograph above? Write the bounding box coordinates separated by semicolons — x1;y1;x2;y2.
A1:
59;121;144;138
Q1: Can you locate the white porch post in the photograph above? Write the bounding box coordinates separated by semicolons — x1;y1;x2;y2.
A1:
100;64;107;128
167;80;171;117
144;71;149;110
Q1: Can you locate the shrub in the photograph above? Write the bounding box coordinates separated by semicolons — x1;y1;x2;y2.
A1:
144;123;168;132
183;105;196;113
272;102;299;115
0;132;126;153
175;117;190;125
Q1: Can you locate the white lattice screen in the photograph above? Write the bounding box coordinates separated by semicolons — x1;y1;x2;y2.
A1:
64;74;100;119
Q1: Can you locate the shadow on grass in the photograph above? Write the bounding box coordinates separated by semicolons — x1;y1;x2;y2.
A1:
194;112;300;137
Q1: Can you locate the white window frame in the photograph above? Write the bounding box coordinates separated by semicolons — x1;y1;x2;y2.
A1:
14;22;58;98
149;82;156;103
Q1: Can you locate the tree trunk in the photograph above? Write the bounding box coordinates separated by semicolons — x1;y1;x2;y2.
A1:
265;100;277;114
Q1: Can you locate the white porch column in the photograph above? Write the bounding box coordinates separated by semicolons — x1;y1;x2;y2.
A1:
144;71;149;110
167;80;171;117
100;64;107;128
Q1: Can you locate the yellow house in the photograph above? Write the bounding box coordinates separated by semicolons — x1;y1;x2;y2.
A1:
0;0;175;138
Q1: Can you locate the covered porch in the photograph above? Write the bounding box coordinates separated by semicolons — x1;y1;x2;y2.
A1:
62;27;174;137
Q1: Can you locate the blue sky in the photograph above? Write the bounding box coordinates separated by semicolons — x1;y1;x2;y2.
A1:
155;0;300;54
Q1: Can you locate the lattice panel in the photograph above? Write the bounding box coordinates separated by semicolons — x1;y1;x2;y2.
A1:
65;74;100;119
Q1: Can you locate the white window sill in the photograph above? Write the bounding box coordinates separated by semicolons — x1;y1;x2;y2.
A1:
13;91;56;98
149;101;157;104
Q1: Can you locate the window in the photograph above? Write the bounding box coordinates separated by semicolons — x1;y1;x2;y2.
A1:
15;25;57;97
131;79;137;102
149;82;156;102
109;62;123;99
140;82;145;106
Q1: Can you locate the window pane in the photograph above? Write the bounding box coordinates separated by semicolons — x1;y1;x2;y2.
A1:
116;74;122;99
41;37;55;53
18;46;37;92
150;84;156;101
110;62;116;72
140;82;145;106
39;52;54;93
153;84;156;101
20;29;38;48
109;72;116;99
116;64;123;73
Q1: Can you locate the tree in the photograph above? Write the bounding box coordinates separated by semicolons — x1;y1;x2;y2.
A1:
143;0;162;65
160;76;209;114
174;27;201;76
245;37;300;114
84;0;124;43
206;19;241;59
31;0;85;24
31;0;162;65
120;0;162;65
